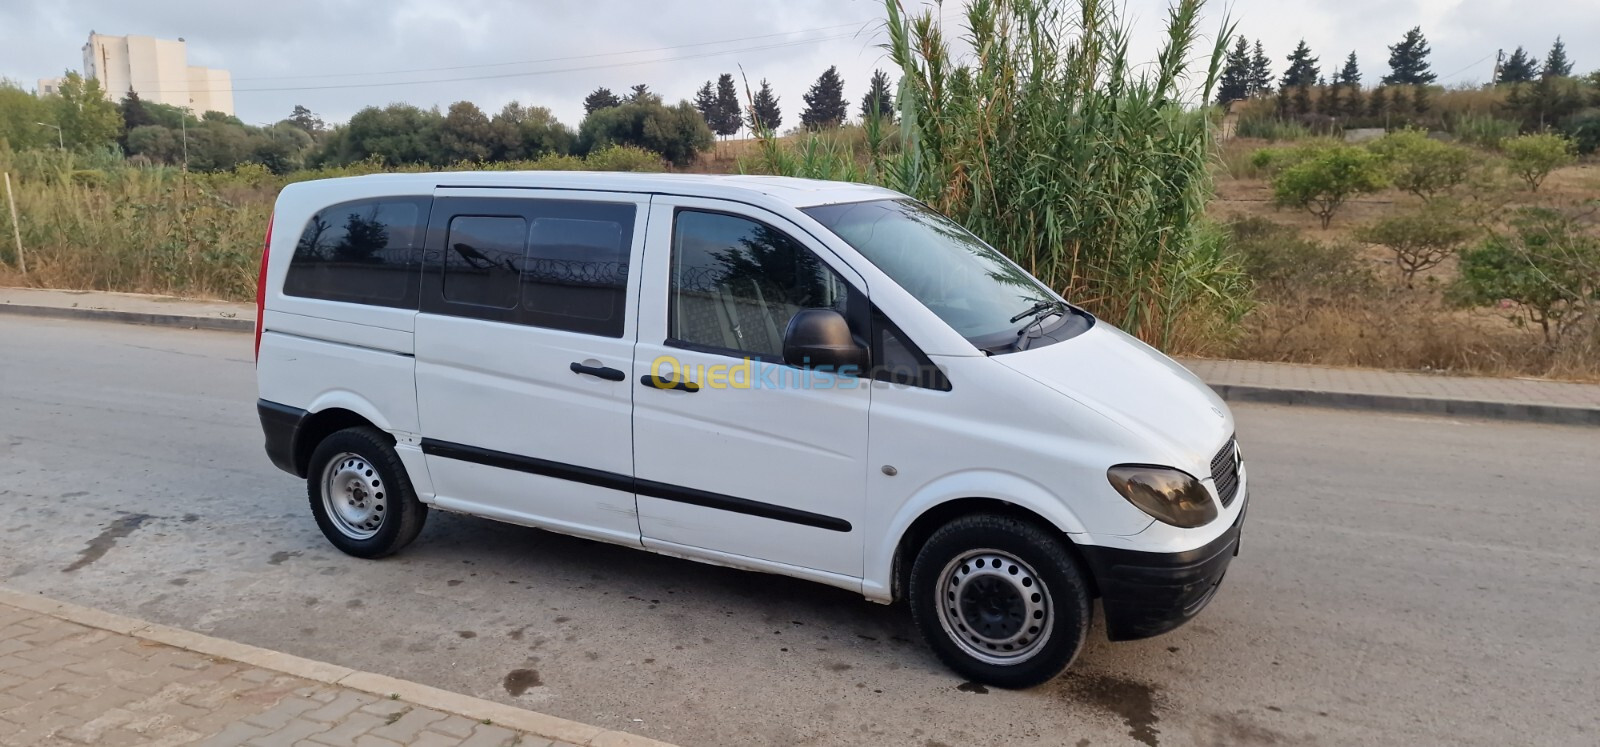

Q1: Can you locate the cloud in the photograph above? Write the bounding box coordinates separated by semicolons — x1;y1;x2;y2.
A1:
2;0;1593;129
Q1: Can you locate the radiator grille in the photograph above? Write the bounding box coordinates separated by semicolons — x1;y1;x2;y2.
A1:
1210;436;1241;508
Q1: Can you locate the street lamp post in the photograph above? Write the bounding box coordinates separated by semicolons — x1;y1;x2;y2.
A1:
35;122;63;150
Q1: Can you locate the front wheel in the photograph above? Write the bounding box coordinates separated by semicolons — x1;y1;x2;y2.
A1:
909;514;1092;688
306;427;427;558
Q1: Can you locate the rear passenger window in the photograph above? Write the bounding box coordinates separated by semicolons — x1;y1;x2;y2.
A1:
428;199;634;337
284;197;428;306
443;216;525;309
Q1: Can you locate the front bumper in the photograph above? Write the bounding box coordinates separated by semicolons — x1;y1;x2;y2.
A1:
1078;498;1245;641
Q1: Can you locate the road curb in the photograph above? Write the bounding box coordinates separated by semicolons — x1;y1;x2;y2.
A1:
0;586;678;747
0;301;254;332
1207;383;1600;427
6;298;1595;427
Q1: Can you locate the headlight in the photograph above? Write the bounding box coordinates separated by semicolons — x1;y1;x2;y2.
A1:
1106;465;1217;528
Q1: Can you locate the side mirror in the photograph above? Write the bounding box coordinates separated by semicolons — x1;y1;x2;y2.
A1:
783;308;870;373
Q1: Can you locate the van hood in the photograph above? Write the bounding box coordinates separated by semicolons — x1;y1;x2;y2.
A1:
994;323;1233;468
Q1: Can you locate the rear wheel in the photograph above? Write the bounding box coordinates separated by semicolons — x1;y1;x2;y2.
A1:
306;427;427;558
909;514;1091;688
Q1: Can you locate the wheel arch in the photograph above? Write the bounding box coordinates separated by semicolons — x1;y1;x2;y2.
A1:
292;407;387;478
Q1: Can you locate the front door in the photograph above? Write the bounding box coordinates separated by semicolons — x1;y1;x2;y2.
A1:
414;189;647;546
631;197;871;579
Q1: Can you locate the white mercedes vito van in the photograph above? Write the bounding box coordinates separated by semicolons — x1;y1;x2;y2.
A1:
255;172;1246;687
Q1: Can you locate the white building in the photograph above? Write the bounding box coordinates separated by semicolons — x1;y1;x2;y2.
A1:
79;32;233;116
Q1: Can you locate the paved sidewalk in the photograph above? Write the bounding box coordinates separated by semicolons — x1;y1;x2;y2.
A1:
4;286;1598;424
0;590;665;747
1184;357;1600;426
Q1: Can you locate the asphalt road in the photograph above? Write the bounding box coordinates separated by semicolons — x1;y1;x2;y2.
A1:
1;316;1596;747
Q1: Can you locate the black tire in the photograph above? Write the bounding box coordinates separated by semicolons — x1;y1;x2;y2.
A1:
908;514;1091;688
306;426;427;559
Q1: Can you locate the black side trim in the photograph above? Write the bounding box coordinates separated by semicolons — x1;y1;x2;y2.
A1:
1077;501;1246;641
258;400;309;477
418;438;852;533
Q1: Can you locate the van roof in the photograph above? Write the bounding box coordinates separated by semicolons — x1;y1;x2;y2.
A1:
286;171;904;209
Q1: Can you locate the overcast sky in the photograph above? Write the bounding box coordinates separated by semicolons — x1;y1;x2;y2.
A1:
2;0;1594;129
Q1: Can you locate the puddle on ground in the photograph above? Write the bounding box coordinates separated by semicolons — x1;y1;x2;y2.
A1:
1063;672;1162;747
503;668;542;696
62;513;151;572
268;551;301;566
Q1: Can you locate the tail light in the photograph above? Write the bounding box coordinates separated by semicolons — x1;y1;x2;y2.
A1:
255;213;273;363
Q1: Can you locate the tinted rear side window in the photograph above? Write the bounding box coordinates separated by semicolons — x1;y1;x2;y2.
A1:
424;198;634;337
283;197;430;307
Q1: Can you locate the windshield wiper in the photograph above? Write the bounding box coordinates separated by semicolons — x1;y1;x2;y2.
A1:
1009;299;1068;352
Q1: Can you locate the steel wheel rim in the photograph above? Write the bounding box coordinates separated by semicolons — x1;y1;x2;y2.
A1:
935;549;1054;665
320;452;387;540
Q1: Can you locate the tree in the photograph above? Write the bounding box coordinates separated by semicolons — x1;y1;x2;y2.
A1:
748;79;782;133
628;84;657;104
1367;85;1389;119
288;105;325;135
124;124;181;163
1248;40;1274;97
1543;37;1573;79
583;87;621;115
119;89;154;138
1270;143;1389;228
52;73;121;151
324;104;442;166
1355;204;1477;286
0;81;55;149
860;69;896;121
1453;208;1600;344
1217;36;1251;105
1368;129;1476;201
713;73;742;138
489;102;573;160
1502;132;1577;191
800;66;848;130
1281;40;1319;89
437;101;494;162
252;122;313;174
1500;47;1539;84
693;81;717;124
578;98;713;166
1336;53;1363;118
1384;27;1436;85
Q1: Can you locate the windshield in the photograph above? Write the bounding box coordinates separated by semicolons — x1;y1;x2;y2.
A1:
803;199;1086;352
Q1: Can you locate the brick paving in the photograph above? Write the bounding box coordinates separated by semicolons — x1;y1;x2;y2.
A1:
0;601;575;747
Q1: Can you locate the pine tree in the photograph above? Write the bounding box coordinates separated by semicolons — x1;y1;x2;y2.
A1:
1384;27;1437;85
1281;40;1320;89
1368;85;1388;119
288;104;324;135
1292;83;1314;116
1411;84;1430;115
1217;36;1251;105
1336;52;1363;119
1500;47;1539;84
1321;80;1341;117
583;87;621;115
692;81;717;124
120;89;154;134
860;69;896;122
713;73;742;138
1543;37;1573;78
1249;40;1274;96
800;66;848;130
748;79;782;133
628;84;656;104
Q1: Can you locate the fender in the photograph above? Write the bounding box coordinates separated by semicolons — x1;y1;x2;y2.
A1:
861;468;1090;603
305;389;398;434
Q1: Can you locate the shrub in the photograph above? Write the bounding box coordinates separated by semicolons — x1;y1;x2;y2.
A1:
1453;208;1600;344
1559;108;1600;155
1270;143;1389;228
577;99;712;167
1449;114;1520;150
1366;129;1476;201
1228;217;1377;301
1501;133;1577;191
1354;203;1478;285
582;144;665;172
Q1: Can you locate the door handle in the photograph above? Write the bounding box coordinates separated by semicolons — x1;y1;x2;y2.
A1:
570;362;626;382
639;374;701;392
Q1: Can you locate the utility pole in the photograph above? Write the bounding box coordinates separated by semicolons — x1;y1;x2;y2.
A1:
1492;49;1504;85
4;173;26;276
